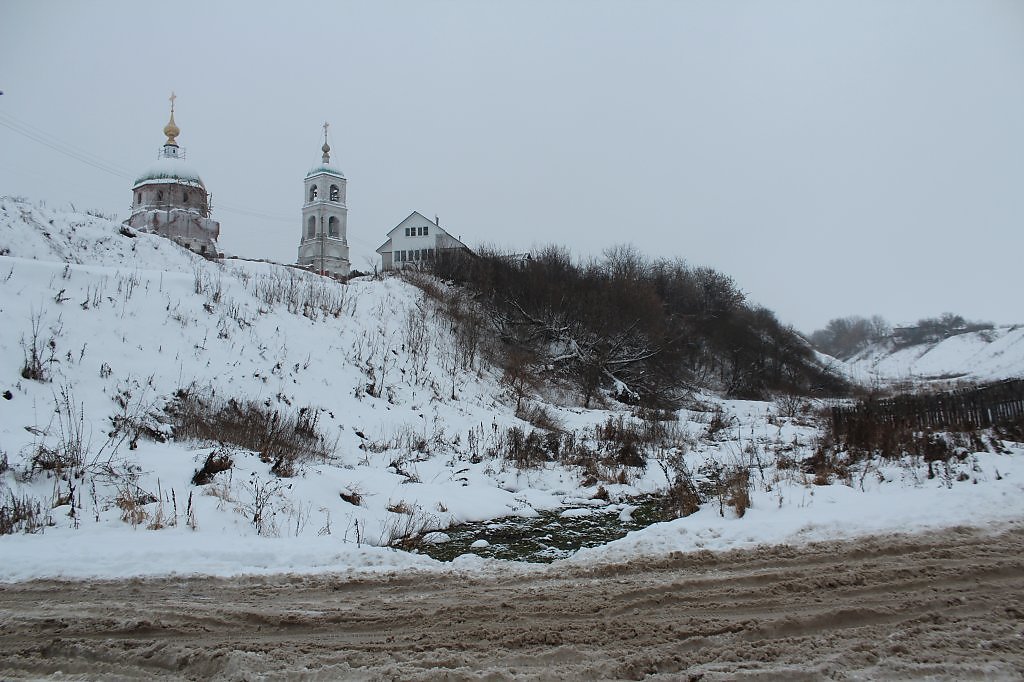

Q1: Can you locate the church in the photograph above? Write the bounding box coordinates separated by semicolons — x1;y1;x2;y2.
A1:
125;94;221;256
126;98;463;278
296;123;350;278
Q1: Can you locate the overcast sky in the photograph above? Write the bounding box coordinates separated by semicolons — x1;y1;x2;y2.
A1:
1;1;1022;332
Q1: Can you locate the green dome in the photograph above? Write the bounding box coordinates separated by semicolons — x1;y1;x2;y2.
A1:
306;163;345;179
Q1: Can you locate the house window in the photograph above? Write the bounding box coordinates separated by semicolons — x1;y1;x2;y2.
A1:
307;216;316;238
329;185;339;202
423;226;429;236
309;185;318;201
404;227;411;237
328;216;338;237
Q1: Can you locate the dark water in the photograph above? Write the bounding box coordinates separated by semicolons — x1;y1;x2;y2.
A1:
416;496;666;563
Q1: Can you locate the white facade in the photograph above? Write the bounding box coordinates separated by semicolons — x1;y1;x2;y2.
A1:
297;133;350;278
376;211;470;271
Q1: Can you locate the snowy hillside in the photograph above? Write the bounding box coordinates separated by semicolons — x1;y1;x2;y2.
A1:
842;326;1024;385
1;197;1022;581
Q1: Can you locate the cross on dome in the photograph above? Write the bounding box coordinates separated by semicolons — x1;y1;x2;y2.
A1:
321;121;331;163
163;91;180;147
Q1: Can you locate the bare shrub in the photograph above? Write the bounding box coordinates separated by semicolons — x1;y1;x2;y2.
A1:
379;503;438;550
596;416;647;468
516;402;562;432
246;473;288;536
663;477;702;519
774;391;807;418
26;384;89;478
724;468;751;517
53;384;88;469
115;482;154;528
702;405;734;441
0;494;50;534
169;387;333;477
500;426;549;469
20;308;55;382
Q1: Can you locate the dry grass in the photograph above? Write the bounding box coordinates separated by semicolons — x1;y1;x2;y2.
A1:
169;387;333;477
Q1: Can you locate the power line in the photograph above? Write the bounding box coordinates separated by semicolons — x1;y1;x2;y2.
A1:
0;108;383;254
0;111;135;178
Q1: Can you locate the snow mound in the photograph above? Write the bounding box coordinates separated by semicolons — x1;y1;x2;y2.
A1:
0;197;206;271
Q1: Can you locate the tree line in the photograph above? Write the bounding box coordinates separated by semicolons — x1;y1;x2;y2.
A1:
808;312;995;360
427;245;848;407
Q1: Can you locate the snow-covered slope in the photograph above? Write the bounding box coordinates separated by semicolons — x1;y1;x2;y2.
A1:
0;197;666;576
842;327;1024;385
1;197;1022;581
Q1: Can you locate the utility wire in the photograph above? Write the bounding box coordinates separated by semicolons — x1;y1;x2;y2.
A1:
1;109;382;252
0;114;133;179
0;110;136;176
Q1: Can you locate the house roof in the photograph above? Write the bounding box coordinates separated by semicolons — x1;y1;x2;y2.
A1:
376;211;472;254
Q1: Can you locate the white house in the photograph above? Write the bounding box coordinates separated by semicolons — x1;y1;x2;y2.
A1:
296;123;350;278
376;211;471;271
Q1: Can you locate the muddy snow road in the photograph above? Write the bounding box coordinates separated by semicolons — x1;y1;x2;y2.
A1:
1;525;1023;680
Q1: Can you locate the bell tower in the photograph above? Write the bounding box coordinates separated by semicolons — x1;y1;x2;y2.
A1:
297;122;350;277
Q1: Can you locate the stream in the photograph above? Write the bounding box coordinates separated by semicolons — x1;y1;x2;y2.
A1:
416;495;666;563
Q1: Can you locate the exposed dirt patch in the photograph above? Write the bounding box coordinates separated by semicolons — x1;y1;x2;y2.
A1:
1;525;1023;680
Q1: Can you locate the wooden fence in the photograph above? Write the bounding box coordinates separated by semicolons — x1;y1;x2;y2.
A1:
832;378;1024;433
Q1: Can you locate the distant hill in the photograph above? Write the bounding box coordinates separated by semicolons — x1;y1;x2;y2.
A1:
837;326;1024;385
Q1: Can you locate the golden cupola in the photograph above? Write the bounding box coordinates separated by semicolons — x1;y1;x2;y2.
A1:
163;91;180;146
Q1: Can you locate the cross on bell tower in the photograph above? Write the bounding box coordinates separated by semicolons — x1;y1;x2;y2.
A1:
298;123;350;278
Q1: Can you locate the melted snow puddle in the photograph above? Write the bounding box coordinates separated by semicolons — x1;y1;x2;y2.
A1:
417;496;665;563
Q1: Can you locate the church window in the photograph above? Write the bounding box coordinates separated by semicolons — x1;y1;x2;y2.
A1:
328;216;338;237
330;185;339;202
307;216;316;238
309;185;318;201
135;192;141;204
157;191;164;202
183;191;189;203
